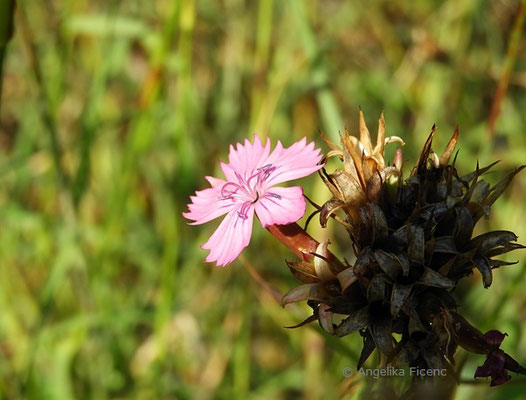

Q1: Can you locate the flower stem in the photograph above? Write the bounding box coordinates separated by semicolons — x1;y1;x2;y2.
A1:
487;0;525;139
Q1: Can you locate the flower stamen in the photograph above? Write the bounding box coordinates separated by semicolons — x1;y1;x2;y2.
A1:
237;201;252;220
220;182;250;200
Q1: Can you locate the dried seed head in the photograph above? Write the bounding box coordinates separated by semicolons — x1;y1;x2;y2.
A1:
284;113;525;386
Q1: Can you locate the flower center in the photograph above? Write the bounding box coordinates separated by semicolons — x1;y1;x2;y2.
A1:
219;164;282;219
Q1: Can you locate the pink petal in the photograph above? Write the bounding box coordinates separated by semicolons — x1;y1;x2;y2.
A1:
183;177;238;225
204;175;225;187
219;161;238;182
201;205;255;266
264;137;323;185
254;186;306;227
220;134;271;181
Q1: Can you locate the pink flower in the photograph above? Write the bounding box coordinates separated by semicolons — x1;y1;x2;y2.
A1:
183;135;323;266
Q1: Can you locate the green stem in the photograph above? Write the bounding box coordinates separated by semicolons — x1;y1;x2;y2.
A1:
487;0;526;139
0;0;15;114
17;4;70;188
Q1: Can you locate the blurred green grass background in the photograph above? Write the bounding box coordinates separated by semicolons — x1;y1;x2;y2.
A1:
0;0;525;399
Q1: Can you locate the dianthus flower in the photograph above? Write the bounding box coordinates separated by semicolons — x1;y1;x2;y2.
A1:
183;135;323;266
